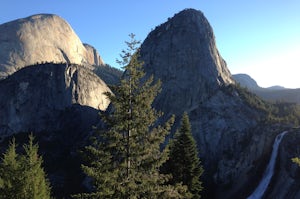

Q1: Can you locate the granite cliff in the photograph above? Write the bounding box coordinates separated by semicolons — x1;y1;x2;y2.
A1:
83;43;105;66
0;63;111;140
0;14;113;197
0;14;104;79
141;9;299;198
141;9;234;116
0;9;299;199
0;62;112;197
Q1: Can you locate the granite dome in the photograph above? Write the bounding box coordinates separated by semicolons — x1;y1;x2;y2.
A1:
0;14;104;78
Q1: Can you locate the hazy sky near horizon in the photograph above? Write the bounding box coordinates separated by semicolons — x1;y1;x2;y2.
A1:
1;1;300;88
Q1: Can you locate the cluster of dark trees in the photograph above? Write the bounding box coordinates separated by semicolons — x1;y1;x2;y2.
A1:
0;135;51;199
0;34;203;199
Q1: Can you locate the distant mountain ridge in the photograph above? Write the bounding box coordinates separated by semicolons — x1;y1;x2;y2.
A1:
267;85;286;90
233;73;300;103
232;74;260;90
233;73;287;90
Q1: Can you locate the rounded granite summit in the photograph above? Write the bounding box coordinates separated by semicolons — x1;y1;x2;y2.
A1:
0;14;104;79
140;8;234;114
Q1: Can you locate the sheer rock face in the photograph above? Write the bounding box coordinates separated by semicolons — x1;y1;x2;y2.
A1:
140;9;300;199
140;9;255;171
0;63;111;139
141;8;234;115
140;9;277;198
84;43;105;67
0;14;104;78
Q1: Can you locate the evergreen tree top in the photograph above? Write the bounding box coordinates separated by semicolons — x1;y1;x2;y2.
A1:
0;134;51;199
164;112;204;199
75;34;189;198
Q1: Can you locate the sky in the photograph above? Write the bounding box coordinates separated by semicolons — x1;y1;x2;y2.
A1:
0;1;300;88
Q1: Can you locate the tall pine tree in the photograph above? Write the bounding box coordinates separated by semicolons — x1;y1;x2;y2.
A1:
0;134;51;199
21;134;52;199
75;34;189;199
0;138;24;199
164;112;204;199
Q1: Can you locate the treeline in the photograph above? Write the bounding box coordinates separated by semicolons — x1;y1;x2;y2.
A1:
225;84;300;125
93;63;123;85
0;135;51;199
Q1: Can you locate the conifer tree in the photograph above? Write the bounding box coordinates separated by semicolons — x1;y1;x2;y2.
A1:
0;134;51;199
75;34;189;199
0;138;24;199
164;112;204;199
21;134;51;199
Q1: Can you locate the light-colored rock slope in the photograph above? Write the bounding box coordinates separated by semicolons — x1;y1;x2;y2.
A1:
84;43;105;66
0;14;104;78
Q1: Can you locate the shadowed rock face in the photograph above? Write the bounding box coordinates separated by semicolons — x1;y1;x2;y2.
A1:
0;63;111;139
0;14;104;78
0;14;114;198
141;8;234;115
265;130;300;199
140;9;282;198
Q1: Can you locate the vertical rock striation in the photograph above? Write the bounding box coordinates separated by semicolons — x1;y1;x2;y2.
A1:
84;43;105;67
141;8;234;115
140;8;275;198
0;63;111;139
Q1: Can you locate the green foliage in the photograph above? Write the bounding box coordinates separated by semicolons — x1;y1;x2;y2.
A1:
0;134;51;199
226;84;272;113
226;84;300;125
0;138;23;199
75;34;189;199
163;112;204;199
268;102;300;125
93;63;123;85
292;157;300;167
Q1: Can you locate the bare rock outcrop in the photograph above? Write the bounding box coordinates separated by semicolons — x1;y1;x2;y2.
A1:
0;14;104;78
84;43;105;66
0;63;111;140
140;8;280;198
141;8;234;116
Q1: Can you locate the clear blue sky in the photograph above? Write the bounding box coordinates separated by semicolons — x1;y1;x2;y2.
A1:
1;0;300;88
